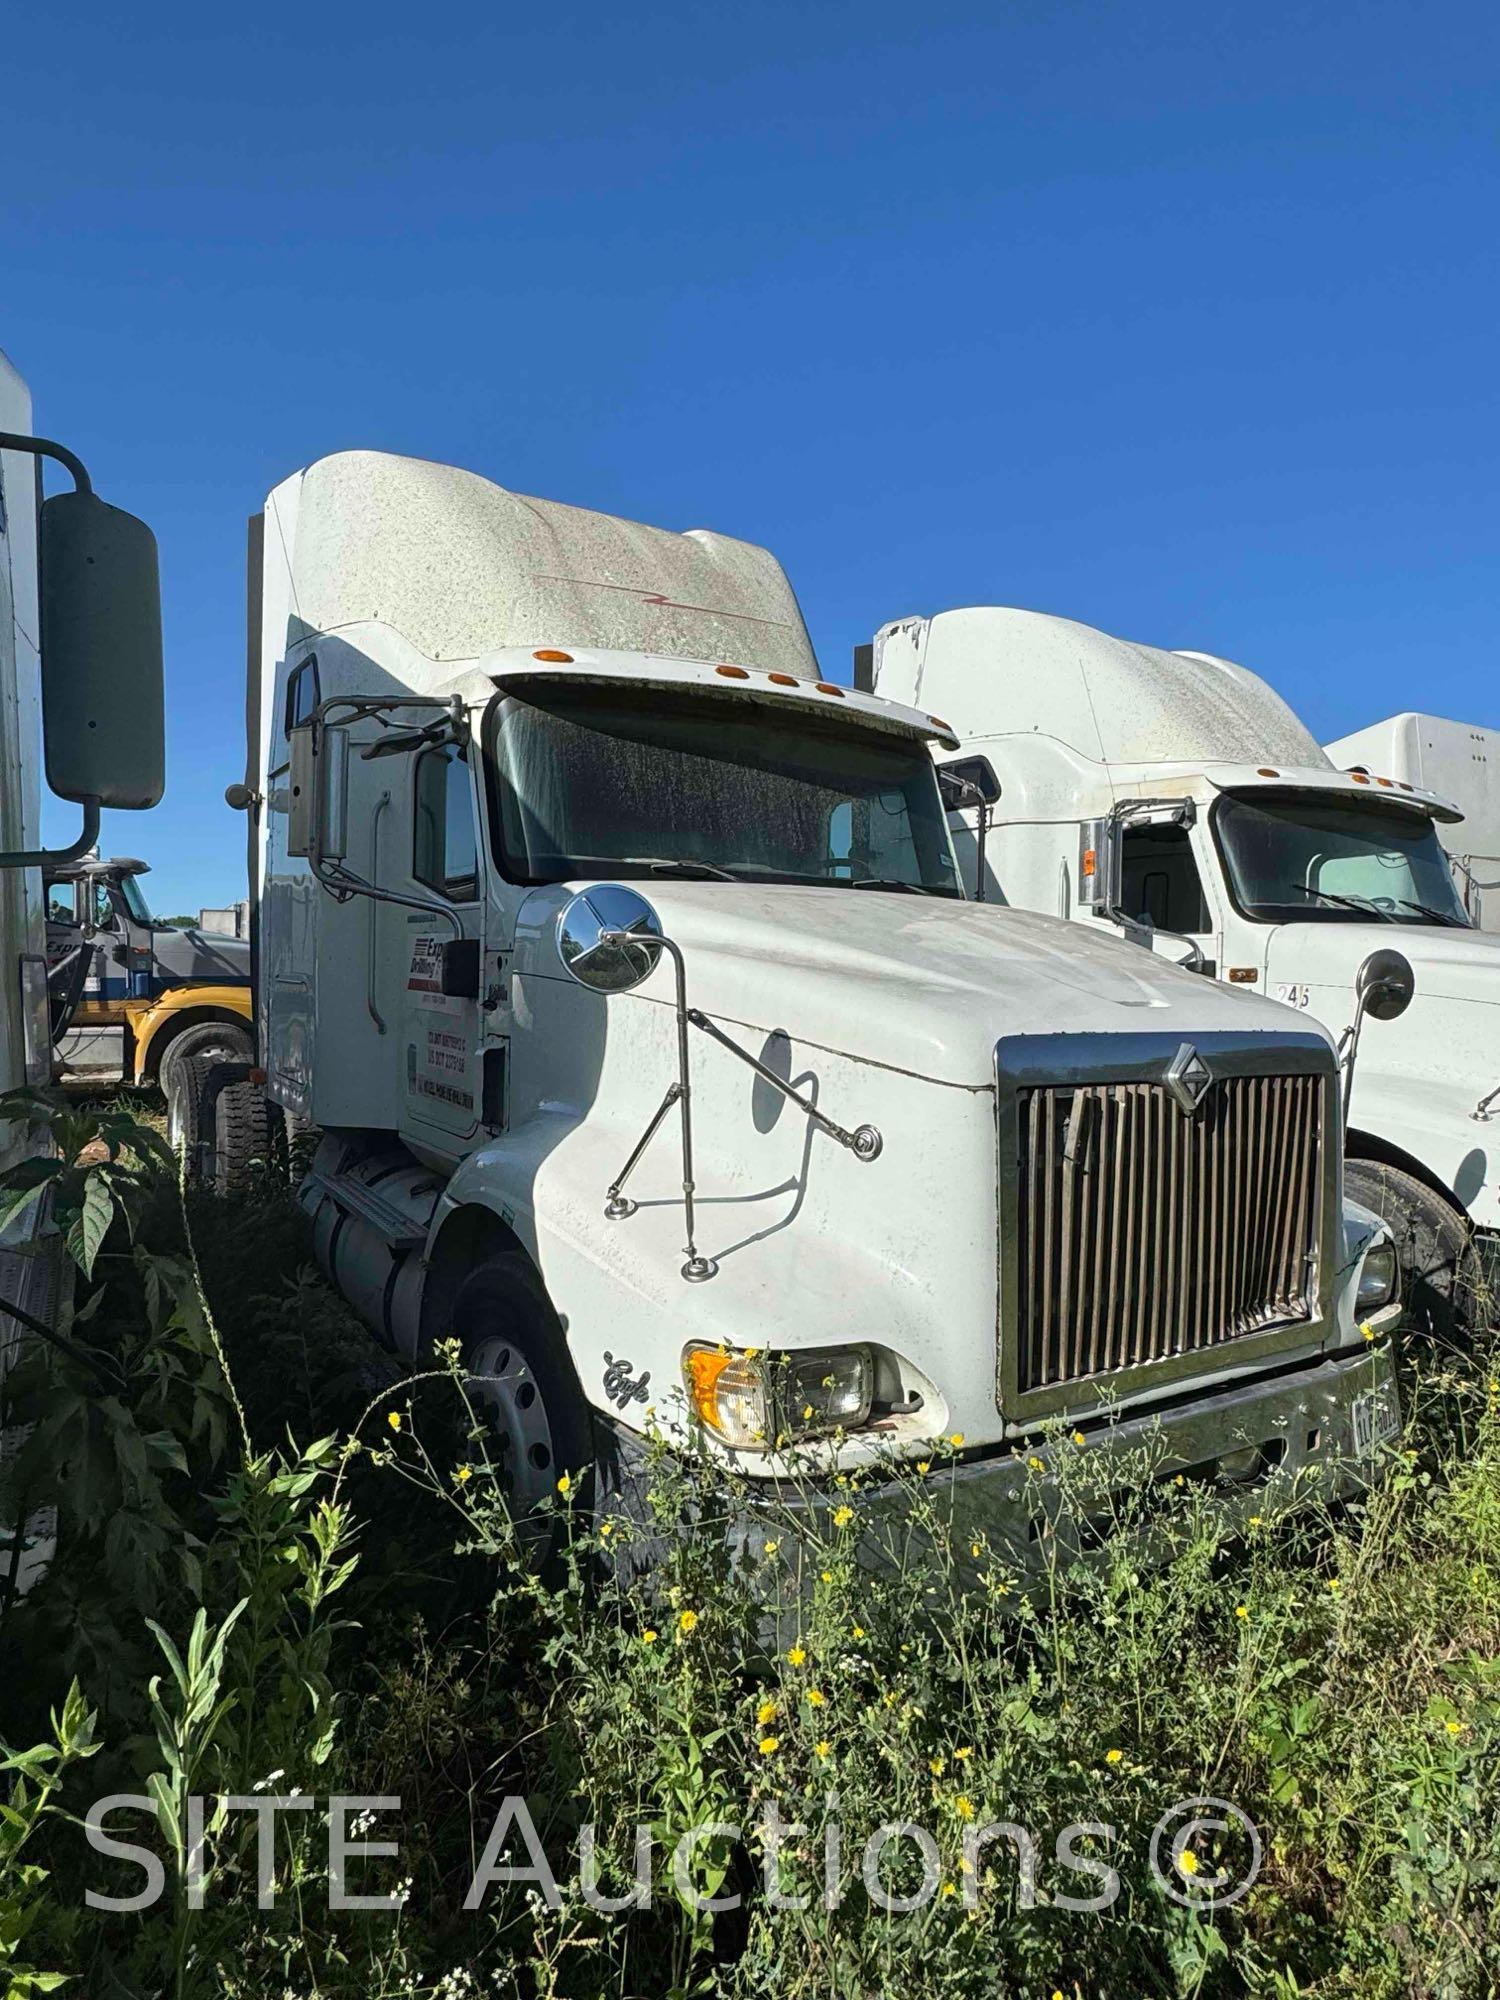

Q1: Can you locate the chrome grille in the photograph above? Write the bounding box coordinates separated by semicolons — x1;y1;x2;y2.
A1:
1014;1072;1323;1394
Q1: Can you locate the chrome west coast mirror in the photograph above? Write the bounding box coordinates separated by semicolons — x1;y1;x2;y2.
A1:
556;884;665;993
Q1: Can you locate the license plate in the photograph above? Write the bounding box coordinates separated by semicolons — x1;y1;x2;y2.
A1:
1352;1384;1400;1455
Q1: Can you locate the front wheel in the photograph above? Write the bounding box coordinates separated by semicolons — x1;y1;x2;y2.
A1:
449;1251;594;1571
1344;1158;1477;1342
158;1020;253;1099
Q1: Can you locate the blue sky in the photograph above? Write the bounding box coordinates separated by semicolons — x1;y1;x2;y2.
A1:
9;0;1496;915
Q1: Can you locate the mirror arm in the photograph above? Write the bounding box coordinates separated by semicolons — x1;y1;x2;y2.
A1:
0;431;91;495
597;928;716;1282
685;1008;883;1161
0;796;101;870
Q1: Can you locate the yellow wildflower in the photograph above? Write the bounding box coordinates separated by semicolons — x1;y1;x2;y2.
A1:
949;1432;965;1447
1235;1604;1249;1620
1028;1455;1045;1473
821;1570;833;1584
1361;1321;1376;1342
758;1735;779;1756
929;1755;946;1775
916;1459;931;1475
1178;1849;1200;1877
954;1745;972;1761
788;1644;807;1667
1248;1514;1263;1528
454;1464;472;1484
852;1624;866;1640
940;1879;958;1897
599;1521;613;1538
807;1687;827;1708
1072;1429;1086;1446
757;1698;778;1726
833;1505;854;1528
814;1739;832;1758
642;1628;658;1645
1445;1718;1464;1737
386;1410;402;1433
678;1608;699;1633
1327;1577;1342;1595
556;1472;571;1496
1104;1748;1123;1765
954;1796;975;1821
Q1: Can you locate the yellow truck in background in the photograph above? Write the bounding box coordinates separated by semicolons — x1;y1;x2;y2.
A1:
45;852;251;1091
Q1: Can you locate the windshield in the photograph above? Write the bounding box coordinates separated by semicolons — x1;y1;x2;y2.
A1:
486;679;961;894
118;874;154;925
1215;791;1470;927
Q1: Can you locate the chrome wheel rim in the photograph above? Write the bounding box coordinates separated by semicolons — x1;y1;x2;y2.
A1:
464;1335;557;1533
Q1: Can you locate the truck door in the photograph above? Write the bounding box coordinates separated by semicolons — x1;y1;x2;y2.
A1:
1118;819;1220;974
400;743;483;1143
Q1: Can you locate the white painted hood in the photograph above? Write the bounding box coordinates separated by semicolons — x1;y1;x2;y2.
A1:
520;883;1328;1087
1262;921;1499;1225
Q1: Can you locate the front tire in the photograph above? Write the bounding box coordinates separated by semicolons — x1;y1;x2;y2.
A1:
165;1052;271;1192
158;1020;253;1098
1344;1158;1476;1341
449;1251;594;1570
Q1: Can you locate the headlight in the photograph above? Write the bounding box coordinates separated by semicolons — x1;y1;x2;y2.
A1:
1356;1238;1400;1315
681;1343;874;1450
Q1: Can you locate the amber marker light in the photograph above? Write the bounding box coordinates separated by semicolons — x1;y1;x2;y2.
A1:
767;672;799;686
815;682;846;697
683;1347;735;1430
715;664;750;679
532;649;574;662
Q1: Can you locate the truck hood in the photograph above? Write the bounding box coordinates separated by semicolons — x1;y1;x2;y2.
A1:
519;882;1323;1087
151;927;251;986
1263;921;1499;1185
1263;920;1500;1010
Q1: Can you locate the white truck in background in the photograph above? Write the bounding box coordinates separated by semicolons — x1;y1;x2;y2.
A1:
1326;714;1499;933
861;609;1499;1323
0;349;165;1589
194;450;1400;1571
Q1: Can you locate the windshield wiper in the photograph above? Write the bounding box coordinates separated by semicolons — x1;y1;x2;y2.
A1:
635;858;738;882
848;877;946;897
1391;896;1469;928
1279;883;1394;919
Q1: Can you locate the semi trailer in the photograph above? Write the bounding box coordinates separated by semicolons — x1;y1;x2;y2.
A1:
0;349;165;1589
1326;713;1499;933
861;609;1498;1322
193;452;1401;1568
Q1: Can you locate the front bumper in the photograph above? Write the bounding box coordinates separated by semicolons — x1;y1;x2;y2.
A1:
597;1342;1401;1601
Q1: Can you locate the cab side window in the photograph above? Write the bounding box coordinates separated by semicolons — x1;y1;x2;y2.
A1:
1121;824;1210;933
284;655;320;735
45;879;78;927
413;746;478;902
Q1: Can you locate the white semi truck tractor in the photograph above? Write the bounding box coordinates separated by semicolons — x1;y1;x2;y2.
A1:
1326;714;1499;934
861;609;1498;1325
0;350;165;1586
202;452;1400;1568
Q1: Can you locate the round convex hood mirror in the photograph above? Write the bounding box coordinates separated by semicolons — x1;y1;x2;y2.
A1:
556;884;665;993
1357;947;1416;1022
